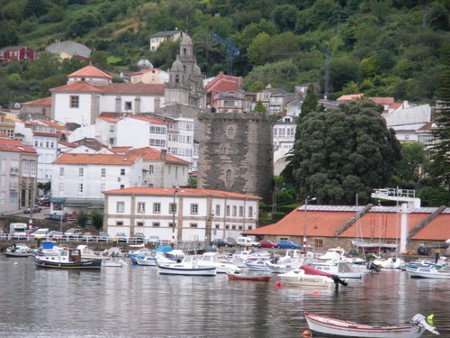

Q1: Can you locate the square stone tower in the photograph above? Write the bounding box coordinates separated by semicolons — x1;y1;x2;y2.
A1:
197;112;278;203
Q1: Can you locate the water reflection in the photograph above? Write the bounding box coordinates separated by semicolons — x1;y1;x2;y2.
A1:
0;257;449;337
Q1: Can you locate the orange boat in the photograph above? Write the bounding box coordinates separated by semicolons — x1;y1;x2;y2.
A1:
227;272;272;281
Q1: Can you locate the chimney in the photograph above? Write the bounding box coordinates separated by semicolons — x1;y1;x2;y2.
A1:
160;149;167;160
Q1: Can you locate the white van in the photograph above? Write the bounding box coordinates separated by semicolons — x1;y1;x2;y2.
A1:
236;236;260;247
33;228;50;239
9;223;28;239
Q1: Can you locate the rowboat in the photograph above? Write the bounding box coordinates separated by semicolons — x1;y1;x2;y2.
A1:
406;265;450;279
4;243;33;257
304;312;439;338
227;271;271;281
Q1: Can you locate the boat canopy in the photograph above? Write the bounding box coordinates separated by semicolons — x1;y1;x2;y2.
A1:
155;246;173;253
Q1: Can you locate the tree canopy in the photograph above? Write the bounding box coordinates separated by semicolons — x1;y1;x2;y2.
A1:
288;100;401;205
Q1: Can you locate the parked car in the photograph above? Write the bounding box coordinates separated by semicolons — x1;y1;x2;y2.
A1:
147;235;160;245
23;205;42;214
64;228;83;238
82;231;95;240
133;232;146;243
98;231;110;241
115;232;128;242
276;240;302;249
258;240;277;248
48;230;63;240
210;239;233;247
236;236;260;247
46;213;67;222
33;228;49;239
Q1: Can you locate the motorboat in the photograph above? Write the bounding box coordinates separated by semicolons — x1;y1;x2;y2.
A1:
406;265;450;279
309;262;364;279
245;259;271;272
4;243;33;257
317;247;349;263
77;245;108;260
135;255;158;266
227;271;271;282
372;256;405;269
156;256;216;276
197;252;239;273
34;242;102;270
278;265;347;288
103;259;127;267
304;312;439;338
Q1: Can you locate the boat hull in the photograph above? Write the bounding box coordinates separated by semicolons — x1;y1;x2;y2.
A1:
5;252;33;258
227;273;271;281
157;264;216;276
34;257;102;269
305;313;425;338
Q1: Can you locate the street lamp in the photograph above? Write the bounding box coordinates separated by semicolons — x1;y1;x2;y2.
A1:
303;196;316;247
171;187;178;246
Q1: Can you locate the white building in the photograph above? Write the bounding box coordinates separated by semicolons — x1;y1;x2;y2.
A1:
149;30;182;51
102;187;261;242
50;65;165;126
0;137;37;213
50;153;143;214
273;115;297;175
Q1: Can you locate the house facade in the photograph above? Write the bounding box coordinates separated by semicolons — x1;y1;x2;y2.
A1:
45;40;91;60
273;115;297;175
0;112;15;138
0;46;37;62
0;137;37;213
149;30;182;51
21;97;52;117
102;187;261;242
50;153;143;213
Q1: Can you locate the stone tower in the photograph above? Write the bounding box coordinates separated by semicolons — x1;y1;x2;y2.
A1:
197;112;278;203
165;33;206;108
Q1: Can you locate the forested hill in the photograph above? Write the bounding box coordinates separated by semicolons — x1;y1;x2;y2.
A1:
0;0;449;106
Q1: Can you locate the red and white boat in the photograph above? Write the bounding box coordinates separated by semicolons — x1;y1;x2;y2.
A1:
304;312;439;338
227;271;271;282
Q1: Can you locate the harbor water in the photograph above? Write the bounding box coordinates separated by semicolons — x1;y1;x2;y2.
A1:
1;256;449;337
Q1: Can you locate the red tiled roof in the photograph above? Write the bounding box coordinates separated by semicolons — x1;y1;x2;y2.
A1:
245;208;354;237
32;132;59;138
0;137;36;154
51;82;165;96
417;122;433;132
68;65;112;79
411;213;450;241
97;116;121;123
103;187;261;200
336;94;363;101
205;71;242;93
109;146;132;153
369;97;395;105
338;212;429;239
97;114;166;125
128;147;189;164
51;82;104;93
128;115;166;125
54;153;140;165
58;140;77;148
22;97;52;106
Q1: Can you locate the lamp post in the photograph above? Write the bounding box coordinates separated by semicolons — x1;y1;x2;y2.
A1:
171;187;178;246
303;196;316;247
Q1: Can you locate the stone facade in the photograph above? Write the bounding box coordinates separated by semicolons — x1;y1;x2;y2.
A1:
197;112;277;203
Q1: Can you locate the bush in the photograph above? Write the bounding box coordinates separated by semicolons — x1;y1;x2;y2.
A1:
91;209;103;229
77;210;89;227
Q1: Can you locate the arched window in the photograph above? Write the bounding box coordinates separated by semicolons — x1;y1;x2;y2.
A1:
183;48;187;56
226;169;233;182
175;75;179;83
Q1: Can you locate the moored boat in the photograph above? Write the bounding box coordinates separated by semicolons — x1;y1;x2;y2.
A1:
309;262;363;279
406;265;450;279
157;256;216;276
4;243;33;257
279;265;348;288
227;271;271;282
304;312;439;338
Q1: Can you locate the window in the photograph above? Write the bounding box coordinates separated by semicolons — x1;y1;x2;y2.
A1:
170;203;177;214
124;101;132;111
78;168;84;178
116;201;125;213
78;183;83;194
137;202;145;213
59;167;64;177
232;206;237;217
58;183;64;194
190;223;198;228
120;169;125;175
239;206;244;217
314;239;323;248
120;185;124;189
152;222;160;227
149;165;154;174
100;183;105;192
226;205;230;217
215;205;220;216
238;226;243;230
136;222;144;227
225;225;230;230
190;203;198;215
247;226;253;230
109;125;115;132
169;222;176;228
248;206;253;218
215;224;220;229
116;221;123;226
153;203;161;213
70;95;79;108
226;169;233;182
232;225;236;230
101;168;106;178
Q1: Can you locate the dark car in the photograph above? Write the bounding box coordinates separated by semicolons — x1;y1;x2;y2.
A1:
210;239;233;247
276;240;302;249
24;205;42;214
258;240;277;248
46;213;67;222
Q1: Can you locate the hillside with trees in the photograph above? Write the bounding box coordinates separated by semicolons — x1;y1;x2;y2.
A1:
0;0;449;106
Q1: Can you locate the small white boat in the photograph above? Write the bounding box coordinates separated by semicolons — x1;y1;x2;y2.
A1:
103;259;127;267
279;266;336;288
309;262;363;279
373;256;405;269
406;265;450;279
157;256;216;276
5;243;33;257
318;247;350;263
197;252;239;273
135;255;158;266
245;259;271;272
304;312;439;338
77;245;108;260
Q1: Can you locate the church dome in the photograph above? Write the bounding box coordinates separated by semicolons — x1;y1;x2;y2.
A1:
171;57;183;72
181;33;193;46
137;59;153;69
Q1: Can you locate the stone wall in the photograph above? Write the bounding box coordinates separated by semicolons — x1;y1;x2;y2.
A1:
197;112;278;203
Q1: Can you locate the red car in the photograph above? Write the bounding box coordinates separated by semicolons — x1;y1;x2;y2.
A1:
258;240;277;248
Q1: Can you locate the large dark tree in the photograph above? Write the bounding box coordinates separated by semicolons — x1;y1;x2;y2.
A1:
290;99;401;205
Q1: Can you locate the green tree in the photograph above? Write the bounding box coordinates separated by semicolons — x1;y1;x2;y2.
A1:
77;210;89;227
37;182;51;195
91;209;104;230
300;84;318;120
272;5;298;32
253;100;267;113
393;142;427;187
247;32;271;66
289;100;401;205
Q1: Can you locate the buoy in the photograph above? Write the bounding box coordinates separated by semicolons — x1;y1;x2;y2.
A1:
275;281;281;288
302;329;311;337
312;289;320;295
